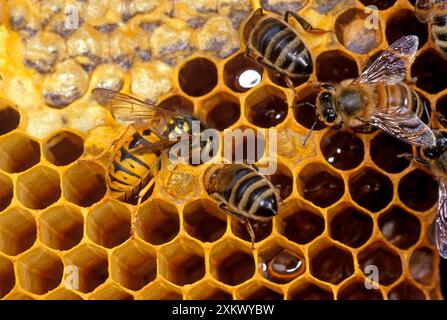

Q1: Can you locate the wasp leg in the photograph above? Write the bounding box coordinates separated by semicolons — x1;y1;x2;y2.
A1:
218;202;256;250
284;11;330;34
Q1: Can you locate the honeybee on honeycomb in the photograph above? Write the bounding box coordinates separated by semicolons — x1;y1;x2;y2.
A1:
415;0;447;56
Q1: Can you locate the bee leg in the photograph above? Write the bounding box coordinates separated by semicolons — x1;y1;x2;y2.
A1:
397;153;430;165
284;11;330;34
436;111;447;127
218;203;256;249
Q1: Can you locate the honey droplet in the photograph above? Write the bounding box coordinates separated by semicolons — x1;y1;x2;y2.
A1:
261;250;304;284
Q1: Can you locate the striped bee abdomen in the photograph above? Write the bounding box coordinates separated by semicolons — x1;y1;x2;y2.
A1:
379;84;424;118
432;13;447;54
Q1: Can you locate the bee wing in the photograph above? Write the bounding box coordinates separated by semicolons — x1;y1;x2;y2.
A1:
370;104;436;147
436;178;447;258
354;35;419;85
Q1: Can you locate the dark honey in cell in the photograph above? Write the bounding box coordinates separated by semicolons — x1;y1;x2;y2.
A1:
260;249;304;284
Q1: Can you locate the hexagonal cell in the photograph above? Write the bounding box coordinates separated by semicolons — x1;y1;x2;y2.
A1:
297;163;344;208
16;165;61;210
89;283;133;300
223;53;264;93
231;219;272;244
245;85;288;128
40;205;83;251
412;49;447;94
202;92;241;131
0;172;13;212
62;161;107;207
269;163;293;200
359;0;396;9
358;244;402;286
370;132;412;173
398;169;438;211
179;57;218;97
111;240;156;291
0;101;20;135
17;247;63;295
293;86;326;131
335;9;382;54
137;280;183;300
0;207;36;255
410;247;435;285
386;10;428;49
222;127;265;163
136;200;179;245
159;238;205;286
388;281;426;300
379;207;421;249
210;239;255;286
329;205;373;248
188;281;233;300
337;279;383;300
348;168;393;212
87;200;131;248
183;200;226;243
64;244;108;293
278;202;324;244
288;281;334;300
0;255;14;299
316;50;359;82
237;281;283;300
45;288;82;300
158;95;194;115
310;244;354;284
0;133;40;173
320;131;364;170
43;130;84;166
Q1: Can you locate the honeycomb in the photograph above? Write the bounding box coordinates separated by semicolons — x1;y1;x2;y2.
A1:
0;0;445;300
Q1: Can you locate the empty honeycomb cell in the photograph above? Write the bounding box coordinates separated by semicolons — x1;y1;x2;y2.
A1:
0;208;36;256
87;200;131;249
436;95;447;127
179;57;218;97
43;131;84;166
223;53;264;93
337;279;384;300
293;86;326;130
398;169;438;211
358;244;402;286
231;219;272;244
410;247;435;285
309;244;354;285
45;288;82;300
201;92;241;130
388;281;426;300
159;238;205;286
278;202;325;244
0;102;20;135
0;255;14;299
183;200;226;243
158;95;194;115
39;206;83;251
335;9;381;54
370;132;412;173
89;283;133;300
187;281;233;300
297;163;344;208
0;133;40;173
288;281;334;300
269;163;293;200
16;247;63;295
385;10;428;49
359;0;397;9
222;127;265;163
135;200;180;245
62;161;107;207
237;281;283;300
16;166;61;210
320;131;364;171
210;239;255;286
329;205;373;248
348;168;393;212
379;206;421;249
0;173;13;212
316;50;359;82
412;49;447;94
245;85;288;128
136;280;183;300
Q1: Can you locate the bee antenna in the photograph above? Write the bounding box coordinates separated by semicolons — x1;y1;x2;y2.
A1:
303;117;317;147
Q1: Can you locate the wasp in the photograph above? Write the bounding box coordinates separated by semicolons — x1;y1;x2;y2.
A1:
311;35;436;148
204;163;280;249
415;0;447;56
242;7;327;91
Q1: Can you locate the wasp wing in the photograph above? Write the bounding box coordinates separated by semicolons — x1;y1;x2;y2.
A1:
436;178;447;258
354;35;419;85
132;137;182;155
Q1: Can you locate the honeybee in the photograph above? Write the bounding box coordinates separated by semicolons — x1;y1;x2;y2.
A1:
415;0;447;56
314;35;436;148
204;163;280;249
242;7;327;90
89;88;208;209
